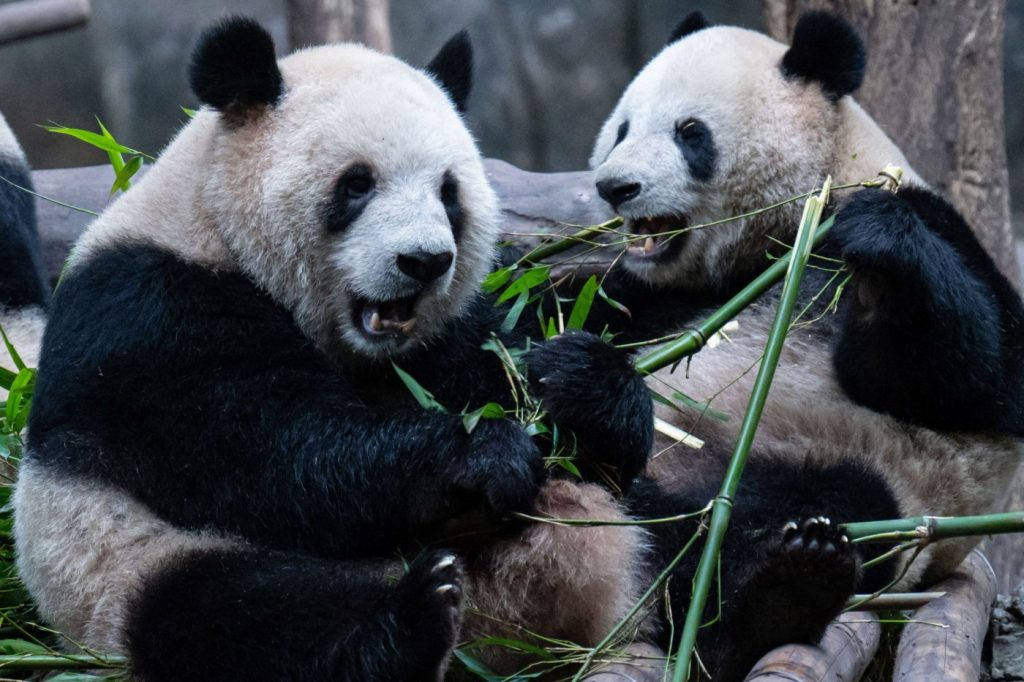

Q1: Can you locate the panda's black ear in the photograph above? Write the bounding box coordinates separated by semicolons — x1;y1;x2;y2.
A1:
426;30;473;113
781;11;866;102
189;17;283;116
668;11;712;45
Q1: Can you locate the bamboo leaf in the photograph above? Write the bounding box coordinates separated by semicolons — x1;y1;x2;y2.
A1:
496;266;550;304
671;391;730;422
461;636;556;661
0;639;49;655
109;155;143;196
462;402;505;433
597;285;632;319
181;106;197;118
0;324;25;370
41;124;140;156
566;275;598;330
391;363;447;413
500;291;530;334
481;266;513;294
95;117;125;175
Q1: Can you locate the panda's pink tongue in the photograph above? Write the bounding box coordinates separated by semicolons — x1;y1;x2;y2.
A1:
361;298;418;336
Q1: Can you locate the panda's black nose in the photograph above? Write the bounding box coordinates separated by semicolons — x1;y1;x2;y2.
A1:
596;178;642;208
397;250;454;283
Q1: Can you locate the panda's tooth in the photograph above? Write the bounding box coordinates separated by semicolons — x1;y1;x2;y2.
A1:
398;318;417;334
369;311;383;332
644;237;655;253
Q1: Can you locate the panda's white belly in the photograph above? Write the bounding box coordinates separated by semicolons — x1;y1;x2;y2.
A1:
646;303;1022;581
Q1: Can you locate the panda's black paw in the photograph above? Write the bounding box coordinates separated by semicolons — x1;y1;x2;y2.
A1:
458;418;545;516
527;331;653;491
390;550;465;680
831;188;920;271
759;516;859;606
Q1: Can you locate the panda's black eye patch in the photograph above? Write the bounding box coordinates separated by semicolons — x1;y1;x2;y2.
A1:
674;118;716;182
326;163;376;233
440;171;465;242
614;120;629;148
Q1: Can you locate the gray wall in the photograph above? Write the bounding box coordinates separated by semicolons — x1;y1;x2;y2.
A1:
1;0;1022;236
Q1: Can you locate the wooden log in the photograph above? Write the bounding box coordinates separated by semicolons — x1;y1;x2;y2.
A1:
0;0;90;46
892;550;997;681
284;0;390;52
743;611;881;681
29;160;612;284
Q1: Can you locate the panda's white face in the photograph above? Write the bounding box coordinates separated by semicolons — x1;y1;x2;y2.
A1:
201;45;499;361
591;26;837;291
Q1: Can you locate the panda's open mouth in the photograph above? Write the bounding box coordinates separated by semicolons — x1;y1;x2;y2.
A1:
351;294;420;340
625;216;689;261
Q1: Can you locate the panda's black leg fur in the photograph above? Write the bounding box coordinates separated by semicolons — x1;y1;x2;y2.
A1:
628;456;900;682
127;547;464;682
830;186;1024;433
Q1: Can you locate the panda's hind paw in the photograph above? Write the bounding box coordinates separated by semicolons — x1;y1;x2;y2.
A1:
761;517;858;602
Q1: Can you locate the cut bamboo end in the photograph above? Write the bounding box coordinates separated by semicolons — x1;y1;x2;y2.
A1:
743;611;881;681
892;549;996;681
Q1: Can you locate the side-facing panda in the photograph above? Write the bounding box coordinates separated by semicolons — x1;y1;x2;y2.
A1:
585;11;1024;682
14;19;656;681
0;111;47;381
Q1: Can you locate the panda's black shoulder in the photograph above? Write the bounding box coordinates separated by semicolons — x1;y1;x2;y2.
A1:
0;153;48;309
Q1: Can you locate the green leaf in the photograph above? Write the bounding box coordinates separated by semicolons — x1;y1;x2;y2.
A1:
109;155;142;196
0;324;24;370
554;457;581;478
566;275;598;330
454;649;539;681
496;266;550;304
0;366;15;390
95;117;125;175
391;363;447;413
500;291;530;334
181;106;198;118
524;421;549;437
481;266;513;294
5;368;35;432
672;390;730;422
462;402;505;433
544;317;558;340
41;124;140;156
0;638;49;654
598;285;632;318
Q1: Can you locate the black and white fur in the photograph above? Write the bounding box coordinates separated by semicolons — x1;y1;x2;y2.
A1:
0;112;47;381
587;12;1024;681
14;19;655;681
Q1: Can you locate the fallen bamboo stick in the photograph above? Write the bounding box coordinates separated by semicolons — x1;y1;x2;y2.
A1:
743;611;880;682
892;550;996;681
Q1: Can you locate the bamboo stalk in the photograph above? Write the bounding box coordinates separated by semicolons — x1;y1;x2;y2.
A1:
633;214;835;375
669;180;830;682
517;220;621;265
0;653;126;670
843;591;945;611
844;511;1024;542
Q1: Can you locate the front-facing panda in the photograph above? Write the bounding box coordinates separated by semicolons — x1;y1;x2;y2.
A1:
583;11;1024;682
13;19;656;681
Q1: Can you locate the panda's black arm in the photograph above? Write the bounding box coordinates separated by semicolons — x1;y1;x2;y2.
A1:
27;245;542;558
831;186;1024;434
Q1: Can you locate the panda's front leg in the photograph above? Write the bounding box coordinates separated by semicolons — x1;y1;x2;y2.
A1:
527;330;653;493
830;186;1023;433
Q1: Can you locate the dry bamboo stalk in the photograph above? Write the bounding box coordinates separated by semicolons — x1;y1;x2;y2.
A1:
743;611;880;681
892;549;996;681
581;643;666;682
0;0;89;46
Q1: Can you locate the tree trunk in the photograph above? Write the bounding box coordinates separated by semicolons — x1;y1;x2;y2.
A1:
765;0;1023;595
284;0;390;52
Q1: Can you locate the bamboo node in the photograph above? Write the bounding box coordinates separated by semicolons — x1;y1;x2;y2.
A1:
875;164;904;194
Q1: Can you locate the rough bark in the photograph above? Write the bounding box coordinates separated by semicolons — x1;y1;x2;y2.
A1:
764;0;1024;597
0;0;89;46
284;0;390;52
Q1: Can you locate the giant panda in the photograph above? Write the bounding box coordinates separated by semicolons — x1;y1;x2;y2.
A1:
0;111;47;383
13;18;657;681
582;11;1024;682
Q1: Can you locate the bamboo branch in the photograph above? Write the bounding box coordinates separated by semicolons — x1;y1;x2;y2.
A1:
669;180;831;682
0;653;126;670
844;511;1024;542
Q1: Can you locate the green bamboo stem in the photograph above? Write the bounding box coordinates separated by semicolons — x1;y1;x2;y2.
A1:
634;214;835;375
845;511;1024;543
517;219;623;265
670;181;829;682
0;653;127;670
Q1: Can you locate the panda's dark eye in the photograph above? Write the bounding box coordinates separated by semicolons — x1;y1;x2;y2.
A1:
326;163;376;233
339;164;375;198
674;117;716;182
613;120;629;147
440;171;464;241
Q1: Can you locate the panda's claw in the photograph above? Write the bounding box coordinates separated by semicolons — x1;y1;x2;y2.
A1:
432;554;457;572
